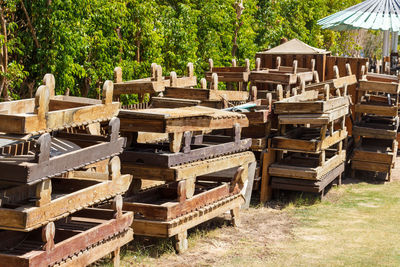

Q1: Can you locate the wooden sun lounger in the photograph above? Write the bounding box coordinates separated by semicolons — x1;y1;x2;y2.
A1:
0;203;133;267
0;118;124;184
0;157;131;231
132;194;243;253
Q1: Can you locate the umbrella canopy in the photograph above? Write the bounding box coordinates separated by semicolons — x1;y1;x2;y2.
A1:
318;0;400;32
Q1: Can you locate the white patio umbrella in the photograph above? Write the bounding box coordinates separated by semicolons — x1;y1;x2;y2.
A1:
318;0;400;57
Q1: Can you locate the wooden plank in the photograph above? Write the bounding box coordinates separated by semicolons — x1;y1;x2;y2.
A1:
359;80;400;94
124;151;255;182
123;183;239;221
120;138;251;167
269;150;346;180
260;146;276;203
132;195;244;238
355;103;398;117
0;209;133;267
0;174;132;231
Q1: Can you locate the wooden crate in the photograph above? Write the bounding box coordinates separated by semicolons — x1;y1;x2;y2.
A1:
0;75;119;135
132;194;244;253
0;158;131;231
0;205;133;267
0;118;124;184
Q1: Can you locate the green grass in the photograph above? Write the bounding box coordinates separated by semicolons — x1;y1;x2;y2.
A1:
264;182;400;267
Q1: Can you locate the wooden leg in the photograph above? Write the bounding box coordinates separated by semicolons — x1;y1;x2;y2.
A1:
36;180;52;207
338;173;342;186
175;231;188;253
387;170;392;182
230;206;240;227
169;132;183;153
113;247;121;267
320;188;325;201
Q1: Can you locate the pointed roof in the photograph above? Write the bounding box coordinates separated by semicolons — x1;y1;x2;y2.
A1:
258;39;328;55
318;0;400;32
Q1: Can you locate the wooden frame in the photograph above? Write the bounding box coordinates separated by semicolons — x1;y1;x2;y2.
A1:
0;118;125;184
123;151;255;182
113;63;170;97
274;90;349;115
205;58;250;84
122;180;241;221
271;127;347;153
121;132;252;168
118;106;249;133
164;73;249;102
132;194;243;253
351;138;398;181
0;205;133;267
268;150;346;180
250;58;314;85
0;158;131;231
271;162;344;193
0;75;119;134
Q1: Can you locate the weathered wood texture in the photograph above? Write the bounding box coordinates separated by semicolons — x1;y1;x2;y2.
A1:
271;162;344;193
113;64;170;96
0;208;133;267
255;53;328;81
132;194;243;237
118;106;249;133
0;76;119;134
0;118;125;184
123;151;255;182
121;135;252;167
269;150;346;180
0;168;132;231
123;181;241;221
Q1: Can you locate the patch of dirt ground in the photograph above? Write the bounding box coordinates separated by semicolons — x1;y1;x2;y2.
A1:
123;207;295;267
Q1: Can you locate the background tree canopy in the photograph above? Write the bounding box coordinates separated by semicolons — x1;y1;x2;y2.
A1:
0;0;362;102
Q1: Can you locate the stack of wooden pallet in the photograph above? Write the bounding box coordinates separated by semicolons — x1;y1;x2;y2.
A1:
0;75;133;266
351;76;400;181
264;86;349;198
117;105;256;252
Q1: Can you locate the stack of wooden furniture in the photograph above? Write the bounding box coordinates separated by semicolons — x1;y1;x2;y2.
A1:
261;86;349;201
0;75;133;266
250;57;316;100
351;76;400;181
205;58;250;91
163;73;250;109
117;106;256;253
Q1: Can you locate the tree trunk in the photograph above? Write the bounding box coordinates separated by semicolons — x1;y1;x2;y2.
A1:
0;5;8;100
20;0;40;49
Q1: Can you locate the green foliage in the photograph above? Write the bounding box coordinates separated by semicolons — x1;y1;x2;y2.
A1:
1;0;366;102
